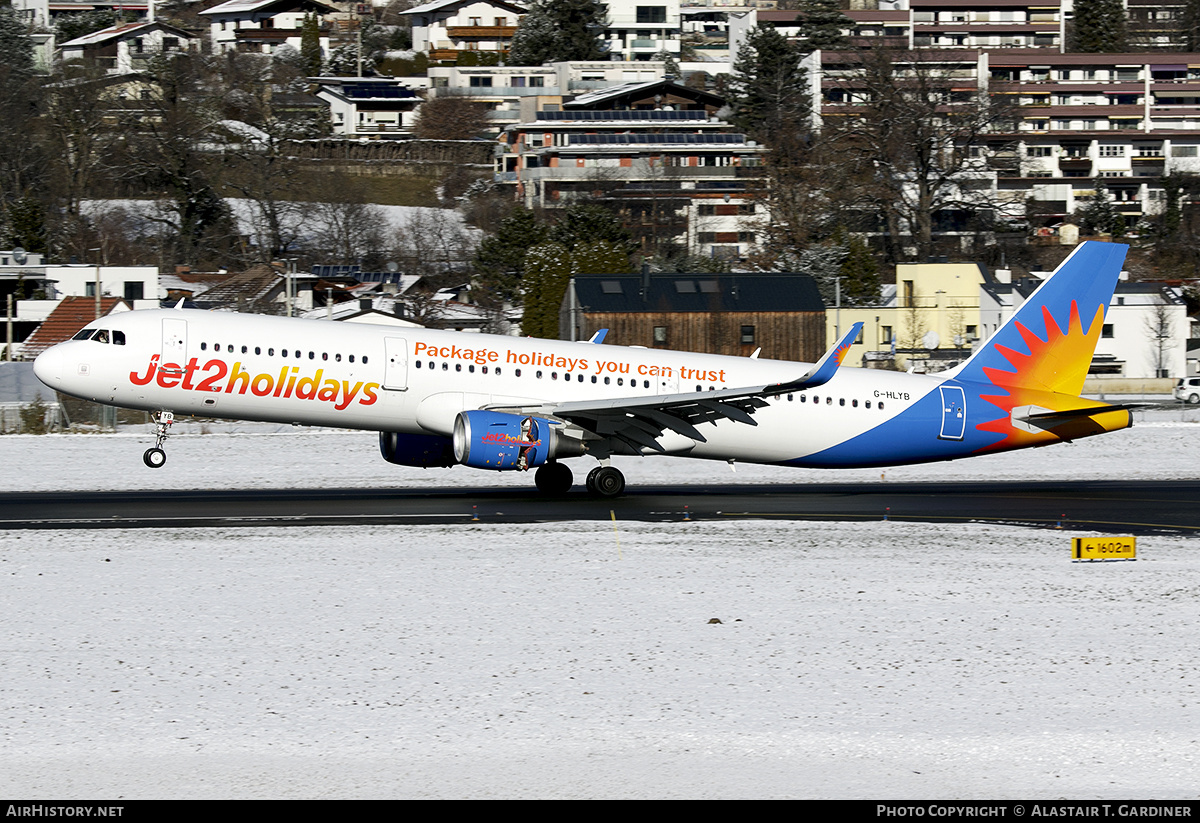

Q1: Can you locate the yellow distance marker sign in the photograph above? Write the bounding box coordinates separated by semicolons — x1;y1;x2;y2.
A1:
1072;536;1136;561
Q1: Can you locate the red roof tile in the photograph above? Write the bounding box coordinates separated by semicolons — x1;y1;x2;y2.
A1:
22;296;129;360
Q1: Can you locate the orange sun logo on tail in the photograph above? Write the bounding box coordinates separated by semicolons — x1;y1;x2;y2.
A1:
975;300;1106;451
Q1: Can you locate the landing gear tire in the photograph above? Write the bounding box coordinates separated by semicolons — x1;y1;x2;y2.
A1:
534;462;573;495
588;466;625;498
144;410;174;469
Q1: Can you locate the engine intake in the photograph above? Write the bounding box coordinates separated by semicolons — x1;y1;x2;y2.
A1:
452;410;583;471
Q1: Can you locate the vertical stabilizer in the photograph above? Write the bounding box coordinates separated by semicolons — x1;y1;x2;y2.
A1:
953;241;1127;397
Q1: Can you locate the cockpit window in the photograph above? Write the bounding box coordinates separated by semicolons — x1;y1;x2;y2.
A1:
72;328;125;344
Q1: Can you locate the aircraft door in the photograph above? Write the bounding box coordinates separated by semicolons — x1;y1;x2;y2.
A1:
162;318;187;361
938;385;966;441
383;337;408;391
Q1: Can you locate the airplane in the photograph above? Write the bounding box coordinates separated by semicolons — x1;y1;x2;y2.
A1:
32;241;1134;498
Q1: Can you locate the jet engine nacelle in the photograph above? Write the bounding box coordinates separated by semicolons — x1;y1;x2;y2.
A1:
379;431;456;468
452;410;583;471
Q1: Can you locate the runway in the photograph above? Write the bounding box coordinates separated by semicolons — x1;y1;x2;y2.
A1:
3;479;1199;534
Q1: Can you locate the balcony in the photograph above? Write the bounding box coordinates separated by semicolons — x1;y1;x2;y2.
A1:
232;28;303;42
446;26;517;39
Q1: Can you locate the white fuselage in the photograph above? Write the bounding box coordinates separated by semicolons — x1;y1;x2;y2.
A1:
34;308;947;467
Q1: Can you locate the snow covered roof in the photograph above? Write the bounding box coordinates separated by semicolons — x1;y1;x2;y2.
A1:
200;0;338;17
402;0;527;16
566;80;727;111
59;22;193;48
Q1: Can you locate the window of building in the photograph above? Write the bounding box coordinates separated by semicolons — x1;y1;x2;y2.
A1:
653;326;667;344
124;282;144;301
740;325;755;344
636;6;666;23
1102;323;1114;338
468;76;493;87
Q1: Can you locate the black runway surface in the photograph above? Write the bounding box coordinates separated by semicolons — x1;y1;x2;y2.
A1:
1;480;1199;534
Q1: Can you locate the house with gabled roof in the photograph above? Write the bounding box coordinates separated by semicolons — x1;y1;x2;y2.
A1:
200;0;339;57
58;21;197;74
402;0;527;61
313;76;423;137
191;264;308;314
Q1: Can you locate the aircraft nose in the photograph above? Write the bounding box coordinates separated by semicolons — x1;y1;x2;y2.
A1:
33;344;65;387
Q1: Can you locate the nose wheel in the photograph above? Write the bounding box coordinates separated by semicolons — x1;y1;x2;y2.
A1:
143;410;174;469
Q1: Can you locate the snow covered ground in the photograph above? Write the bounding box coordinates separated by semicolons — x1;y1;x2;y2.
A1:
0;407;1197;493
1;419;1199;798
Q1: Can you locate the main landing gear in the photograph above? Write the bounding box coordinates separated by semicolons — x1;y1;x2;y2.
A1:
533;461;627;498
534;461;573;495
586;465;625;498
143;410;174;469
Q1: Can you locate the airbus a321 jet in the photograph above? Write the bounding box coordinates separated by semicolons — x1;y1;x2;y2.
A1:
34;241;1134;497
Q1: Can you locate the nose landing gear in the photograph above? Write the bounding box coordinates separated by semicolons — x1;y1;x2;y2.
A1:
143;410;174;468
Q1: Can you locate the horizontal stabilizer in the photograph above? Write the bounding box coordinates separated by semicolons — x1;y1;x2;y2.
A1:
1014;403;1137;441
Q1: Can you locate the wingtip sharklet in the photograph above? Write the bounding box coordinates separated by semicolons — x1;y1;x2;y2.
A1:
772;321;863;393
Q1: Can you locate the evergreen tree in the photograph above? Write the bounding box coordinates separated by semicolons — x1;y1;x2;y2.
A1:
0;6;34;75
1072;0;1127;53
837;234;881;306
521;239;632;339
791;0;854;52
55;10;121;45
508;0;607;66
727;25;811;146
546;203;633;253
520;242;572;338
1161;173;1186;238
572;240;633;275
1077;179;1126;236
5;196;47;254
299;14;323;75
473;207;548;302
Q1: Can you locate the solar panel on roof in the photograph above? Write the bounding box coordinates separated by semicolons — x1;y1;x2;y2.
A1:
537;109;708;122
567;133;745;145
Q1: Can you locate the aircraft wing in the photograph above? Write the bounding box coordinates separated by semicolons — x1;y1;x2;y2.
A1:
486;323;863;455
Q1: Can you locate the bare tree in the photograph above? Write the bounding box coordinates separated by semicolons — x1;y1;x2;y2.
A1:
108;53;239;269
411;94;489;140
823;48;1017;262
308;198;389;267
1145;299;1176;378
392;208;478;278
